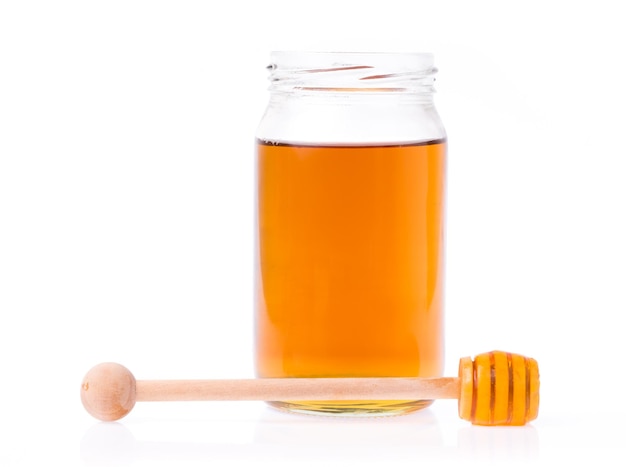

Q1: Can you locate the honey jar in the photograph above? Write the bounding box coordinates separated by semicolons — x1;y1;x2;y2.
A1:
254;52;446;416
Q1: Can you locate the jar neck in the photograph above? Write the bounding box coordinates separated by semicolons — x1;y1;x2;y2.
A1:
267;52;437;97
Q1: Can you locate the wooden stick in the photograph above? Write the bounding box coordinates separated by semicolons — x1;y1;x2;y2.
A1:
136;377;459;402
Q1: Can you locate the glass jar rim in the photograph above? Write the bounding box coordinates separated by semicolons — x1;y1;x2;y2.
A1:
267;51;437;94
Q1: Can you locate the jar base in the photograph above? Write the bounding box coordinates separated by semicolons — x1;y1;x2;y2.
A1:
266;400;434;417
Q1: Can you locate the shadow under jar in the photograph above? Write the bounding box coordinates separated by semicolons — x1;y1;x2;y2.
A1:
254;52;447;416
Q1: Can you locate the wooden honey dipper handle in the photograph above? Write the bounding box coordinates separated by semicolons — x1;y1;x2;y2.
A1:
81;351;539;426
137;376;459;402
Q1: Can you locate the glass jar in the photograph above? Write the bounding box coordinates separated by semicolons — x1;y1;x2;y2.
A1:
254;52;446;416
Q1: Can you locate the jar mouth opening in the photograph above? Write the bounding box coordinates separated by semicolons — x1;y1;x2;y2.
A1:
267;52;437;94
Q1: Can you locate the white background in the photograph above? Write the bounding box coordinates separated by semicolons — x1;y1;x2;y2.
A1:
1;1;625;465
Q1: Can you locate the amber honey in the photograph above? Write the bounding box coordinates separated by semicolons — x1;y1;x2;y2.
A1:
254;138;446;415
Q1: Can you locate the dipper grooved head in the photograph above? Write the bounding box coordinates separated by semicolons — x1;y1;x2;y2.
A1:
458;351;539;426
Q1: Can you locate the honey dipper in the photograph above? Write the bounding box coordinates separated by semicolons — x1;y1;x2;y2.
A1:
81;350;539;426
